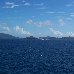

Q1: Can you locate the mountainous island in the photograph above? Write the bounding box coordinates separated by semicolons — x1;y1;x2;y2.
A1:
0;33;74;40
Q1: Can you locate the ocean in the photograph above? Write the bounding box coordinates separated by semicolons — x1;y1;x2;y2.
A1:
0;39;74;74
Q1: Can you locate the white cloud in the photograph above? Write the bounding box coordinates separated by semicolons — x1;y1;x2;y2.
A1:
45;11;66;14
26;19;51;27
66;32;74;37
59;19;65;26
22;2;44;6
3;2;19;8
45;12;56;14
2;26;10;32
24;3;31;6
50;28;74;37
26;19;33;24
15;26;31;35
0;23;10;32
33;3;44;6
0;25;10;34
50;28;63;36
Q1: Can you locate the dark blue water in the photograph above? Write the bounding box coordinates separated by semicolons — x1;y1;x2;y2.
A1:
0;39;74;74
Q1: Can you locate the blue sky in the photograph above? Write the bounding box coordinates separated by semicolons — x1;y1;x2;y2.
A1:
0;0;74;37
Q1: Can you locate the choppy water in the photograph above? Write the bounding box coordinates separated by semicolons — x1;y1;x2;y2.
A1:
0;39;74;74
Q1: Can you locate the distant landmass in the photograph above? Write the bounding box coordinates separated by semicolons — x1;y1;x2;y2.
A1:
0;33;18;39
0;33;74;40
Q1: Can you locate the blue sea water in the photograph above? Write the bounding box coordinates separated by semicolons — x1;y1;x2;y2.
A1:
0;39;74;74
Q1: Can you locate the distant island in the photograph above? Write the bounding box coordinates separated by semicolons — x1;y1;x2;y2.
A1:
0;33;18;39
0;33;74;40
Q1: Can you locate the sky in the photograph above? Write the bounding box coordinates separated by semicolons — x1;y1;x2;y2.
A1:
0;0;74;37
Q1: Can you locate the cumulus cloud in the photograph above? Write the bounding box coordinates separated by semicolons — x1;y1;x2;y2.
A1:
26;19;51;27
3;2;19;8
0;23;10;33
15;26;31;35
59;19;65;26
2;26;10;32
50;28;74;37
50;28;63;36
66;32;74;37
